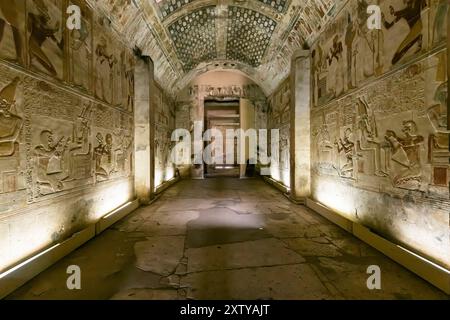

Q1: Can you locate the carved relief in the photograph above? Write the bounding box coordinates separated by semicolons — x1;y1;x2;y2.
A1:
94;30;116;103
267;78;290;185
0;78;23;157
0;77;24;196
311;51;448;197
34;129;70;192
312;0;448;107
427;82;449;187
68;0;92;92
383;120;424;189
27;0;64;78
198;84;266;101
334;127;355;179
0;0;25;65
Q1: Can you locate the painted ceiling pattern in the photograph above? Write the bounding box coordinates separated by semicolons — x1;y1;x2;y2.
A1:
90;0;343;96
226;6;277;67
168;6;217;71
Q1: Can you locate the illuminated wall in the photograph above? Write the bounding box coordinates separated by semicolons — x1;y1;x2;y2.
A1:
310;0;449;268
0;1;135;271
267;78;291;187
154;83;176;188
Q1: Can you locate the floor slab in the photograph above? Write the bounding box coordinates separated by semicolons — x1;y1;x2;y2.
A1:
6;178;449;300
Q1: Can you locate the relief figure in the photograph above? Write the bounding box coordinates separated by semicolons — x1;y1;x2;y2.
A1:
432;0;449;45
382;0;427;65
28;0;63;77
94;133;114;179
384;120;424;188
95;37;116;103
0;2;24;64
0;78;22;157
35;130;69;192
334;128;355;178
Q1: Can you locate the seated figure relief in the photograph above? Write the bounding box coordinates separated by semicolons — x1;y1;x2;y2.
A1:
34;130;70;192
0;77;22;158
383;120;424;189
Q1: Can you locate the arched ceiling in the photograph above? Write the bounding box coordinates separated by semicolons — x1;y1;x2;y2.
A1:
91;0;344;96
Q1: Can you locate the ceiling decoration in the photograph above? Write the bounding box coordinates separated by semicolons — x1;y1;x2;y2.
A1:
90;0;344;96
168;6;217;71
226;6;276;67
257;0;289;13
158;0;195;19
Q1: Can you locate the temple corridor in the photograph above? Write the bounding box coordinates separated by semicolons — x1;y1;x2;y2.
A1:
0;0;449;301
6;178;447;300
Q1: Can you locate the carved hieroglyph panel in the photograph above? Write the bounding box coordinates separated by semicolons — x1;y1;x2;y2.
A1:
0;72;26;212
311;53;448;198
14;74;133;203
312;0;449;107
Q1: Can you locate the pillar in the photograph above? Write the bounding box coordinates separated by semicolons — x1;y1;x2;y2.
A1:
134;55;155;204
289;49;311;203
446;7;449;193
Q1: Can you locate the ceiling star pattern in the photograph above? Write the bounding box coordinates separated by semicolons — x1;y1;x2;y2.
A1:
227;6;276;67
257;0;289;13
168;6;217;71
90;0;344;96
158;0;195;19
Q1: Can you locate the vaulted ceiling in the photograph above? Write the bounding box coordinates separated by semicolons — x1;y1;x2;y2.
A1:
91;0;343;96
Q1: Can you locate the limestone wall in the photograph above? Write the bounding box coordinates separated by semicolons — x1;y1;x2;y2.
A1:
154;83;176;187
310;0;449;268
267;78;291;187
0;0;135;271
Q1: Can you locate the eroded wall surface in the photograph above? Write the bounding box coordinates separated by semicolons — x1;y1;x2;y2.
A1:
267;78;291;187
154;83;176;188
0;0;135;271
310;0;449;267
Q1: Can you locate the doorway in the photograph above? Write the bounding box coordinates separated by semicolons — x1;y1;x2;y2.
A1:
204;100;240;177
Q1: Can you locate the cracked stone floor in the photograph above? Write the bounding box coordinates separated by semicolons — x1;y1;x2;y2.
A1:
7;178;449;300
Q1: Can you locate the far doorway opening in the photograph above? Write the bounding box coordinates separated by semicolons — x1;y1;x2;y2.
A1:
204;100;240;178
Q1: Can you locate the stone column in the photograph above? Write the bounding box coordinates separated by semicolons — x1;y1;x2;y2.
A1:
191;96;204;179
289;49;311;203
134;55;155;204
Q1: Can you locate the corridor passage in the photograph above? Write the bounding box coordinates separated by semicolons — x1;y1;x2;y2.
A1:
8;178;447;300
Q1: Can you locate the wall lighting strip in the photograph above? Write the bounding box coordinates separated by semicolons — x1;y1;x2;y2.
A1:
396;245;450;275
0;243;61;280
101;201;132;220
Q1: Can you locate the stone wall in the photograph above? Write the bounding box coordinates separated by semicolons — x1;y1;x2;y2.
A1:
0;0;135;271
267;78;291;187
310;0;449;268
154;83;176;187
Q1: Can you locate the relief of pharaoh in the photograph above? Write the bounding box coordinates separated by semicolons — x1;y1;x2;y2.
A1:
0;77;23;157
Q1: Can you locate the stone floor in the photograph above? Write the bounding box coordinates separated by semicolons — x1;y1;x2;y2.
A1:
7;178;449;300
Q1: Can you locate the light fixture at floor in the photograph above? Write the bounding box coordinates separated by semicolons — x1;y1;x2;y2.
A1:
0;243;61;280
